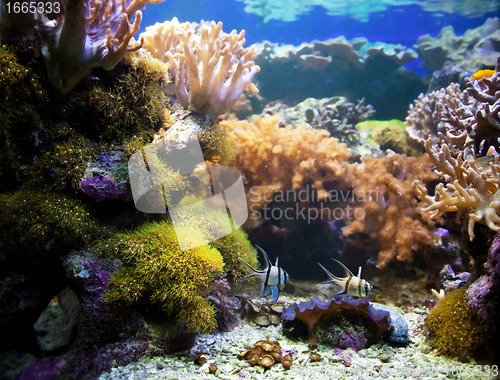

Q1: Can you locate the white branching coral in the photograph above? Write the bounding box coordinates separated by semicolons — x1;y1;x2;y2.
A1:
141;18;260;120
35;0;163;94
413;140;500;240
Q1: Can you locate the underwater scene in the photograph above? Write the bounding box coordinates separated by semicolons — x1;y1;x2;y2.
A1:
1;0;500;378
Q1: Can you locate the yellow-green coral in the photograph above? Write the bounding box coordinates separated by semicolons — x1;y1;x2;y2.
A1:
426;288;484;358
357;119;423;156
89;51;171;142
0;189;101;254
102;219;257;333
0;43;46;100
24;130;95;191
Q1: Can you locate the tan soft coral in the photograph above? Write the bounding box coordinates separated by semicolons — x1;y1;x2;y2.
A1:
413;58;500;240
220;114;351;212
223;114;438;268
141;18;260;120
344;151;439;268
414;140;500;240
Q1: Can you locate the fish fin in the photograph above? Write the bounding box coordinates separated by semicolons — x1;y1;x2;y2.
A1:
331;258;354;278
236;273;256;282
275;256;279;267
357;266;362;278
238;257;259;274
255;245;271;269
270;286;280;302
317;262;342;282
260;282;269;298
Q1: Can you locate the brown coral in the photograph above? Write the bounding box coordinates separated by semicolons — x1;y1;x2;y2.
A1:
220;114;351;212
223;113;439;268
344;151;439;269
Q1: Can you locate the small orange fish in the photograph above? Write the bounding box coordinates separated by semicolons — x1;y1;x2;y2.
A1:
471;69;495;80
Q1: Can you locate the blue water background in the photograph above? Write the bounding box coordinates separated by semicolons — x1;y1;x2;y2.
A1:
140;1;500;75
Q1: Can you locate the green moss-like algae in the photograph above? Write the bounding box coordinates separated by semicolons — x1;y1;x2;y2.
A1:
357;119;424;156
426;288;485;358
0;189;102;256
101;221;224;333
88;51;171;142
101;213;258;333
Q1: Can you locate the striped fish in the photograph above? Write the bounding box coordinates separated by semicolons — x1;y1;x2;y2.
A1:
318;259;373;298
237;245;289;302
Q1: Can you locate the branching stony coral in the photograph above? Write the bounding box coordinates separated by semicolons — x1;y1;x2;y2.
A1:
414;140;500;240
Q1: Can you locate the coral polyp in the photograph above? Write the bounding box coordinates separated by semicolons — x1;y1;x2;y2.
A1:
426;288;485;358
101;219;256;333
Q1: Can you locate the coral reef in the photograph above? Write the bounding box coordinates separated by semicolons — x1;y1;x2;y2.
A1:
223;112;439;268
262;97;374;145
101;217;257;333
344;151;439;269
141;18;260;120
413;58;500;240
415;17;500;72
34;0;165;94
0;18;261;378
253;37;424;119
426;288;484;358
414;140;500;241
237;339;291;370
282;296;391;349
220;114;352;211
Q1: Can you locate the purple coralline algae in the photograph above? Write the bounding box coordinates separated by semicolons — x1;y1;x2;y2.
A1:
466;233;500;342
80;176;131;202
207;275;241;332
20;357;63;380
55;249;197;378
